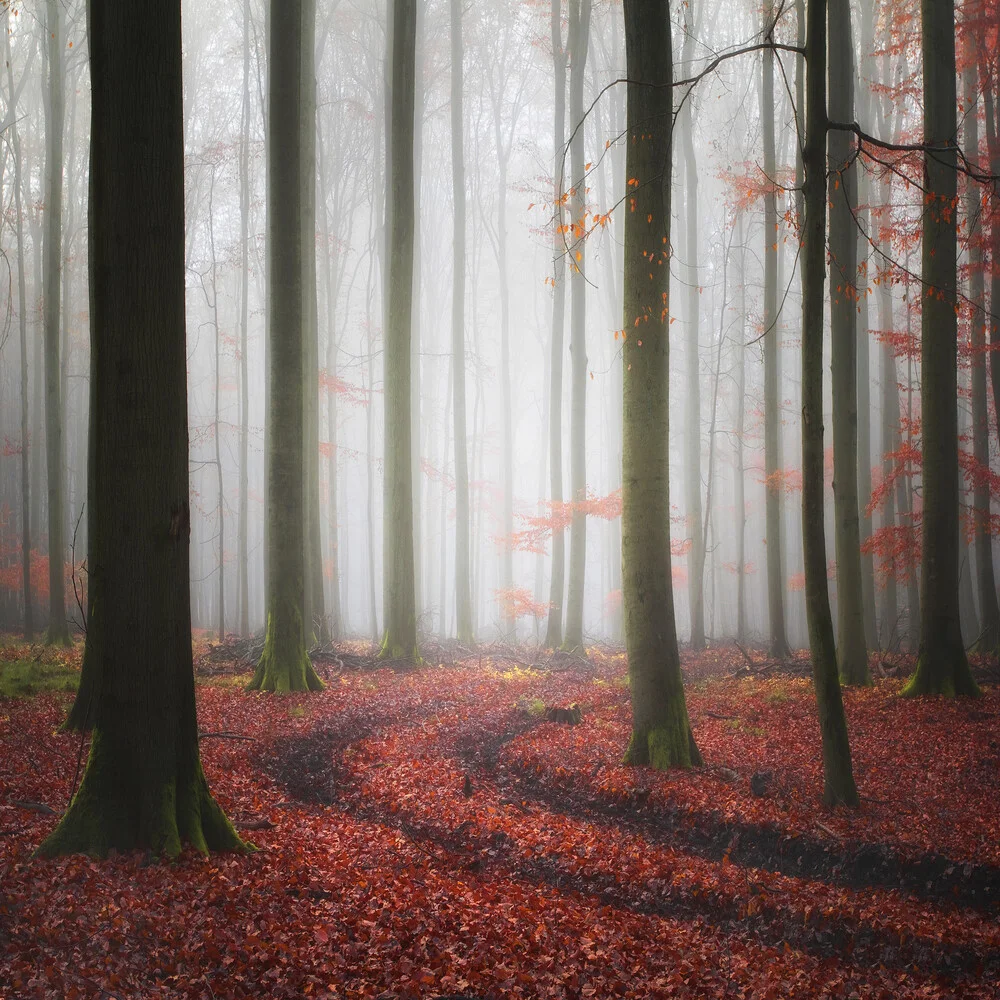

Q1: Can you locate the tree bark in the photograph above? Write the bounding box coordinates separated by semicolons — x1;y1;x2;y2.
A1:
42;0;70;646
800;0;859;805
763;0;790;658
964;59;1000;653
681;2;705;651
903;0;979;697
42;0;244;857
621;0;700;770
544;0;568;650
828;0;870;685
5;18;33;640
238;0;252;639
250;0;323;693
563;0;591;651
451;0;473;644
380;0;419;661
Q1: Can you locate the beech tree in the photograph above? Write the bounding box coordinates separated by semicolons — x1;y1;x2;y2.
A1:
800;0;858;806
42;0;70;646
828;0;870;685
40;0;243;857
381;0;419;661
621;0;700;770
903;0;979;698
249;0;323;693
451;0;473;644
563;0;591;652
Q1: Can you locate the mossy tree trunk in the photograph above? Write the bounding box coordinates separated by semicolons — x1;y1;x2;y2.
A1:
828;0;870;685
903;0;980;698
40;0;244;858
43;0;70;647
380;0;419;662
800;0;859;806
544;0;567;651
620;0;701;771
562;0;591;652
451;0;474;645
964;60;1000;654
680;1;705;652
5;18;32;641
250;0;323;694
762;0;790;660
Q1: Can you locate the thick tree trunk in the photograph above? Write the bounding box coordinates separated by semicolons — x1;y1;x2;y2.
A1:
5;20;32;640
42;0;243;857
828;0;870;685
763;0;790;659
250;0;323;693
544;0;567;650
621;0;700;770
380;0;419;661
43;0;69;646
563;0;590;651
801;0;859;805
903;0;979;697
451;0;473;644
964;61;1000;653
681;2;705;651
301;0;327;646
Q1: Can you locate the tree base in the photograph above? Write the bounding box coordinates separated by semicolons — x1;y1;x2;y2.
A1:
36;732;248;859
248;613;324;693
44;625;73;648
902;647;980;699
378;632;421;664
839;659;873;687
624;714;702;770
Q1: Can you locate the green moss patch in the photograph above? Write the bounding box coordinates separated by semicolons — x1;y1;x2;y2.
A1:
0;658;80;699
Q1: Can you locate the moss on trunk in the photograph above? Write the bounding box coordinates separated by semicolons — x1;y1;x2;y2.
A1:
249;611;323;693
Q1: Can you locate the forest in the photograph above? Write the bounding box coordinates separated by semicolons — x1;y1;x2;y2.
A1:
0;0;998;996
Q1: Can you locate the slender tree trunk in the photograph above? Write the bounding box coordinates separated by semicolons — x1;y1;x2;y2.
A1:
681;2;705;650
43;0;243;857
736;215;748;642
380;0;419;660
544;0;567;649
250;0;323;693
365;270;379;646
563;0;590;651
496;144;515;640
451;0;473;643
763;0;790;658
621;0;700;770
238;0;252;639
965;59;1000;652
30;214;43;550
439;354;454;640
828;0;870;684
903;0;979;697
801;0;859;805
43;0;69;645
5;20;32;639
208;179;225;644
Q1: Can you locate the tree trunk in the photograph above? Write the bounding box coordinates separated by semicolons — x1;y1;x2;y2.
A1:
964;59;1000;653
5;18;33;639
544;0;567;650
43;0;69;646
563;0;590;651
827;0;870;685
800;0;859;805
620;0;700;770
380;0;419;661
763;0;790;658
42;0;244;857
238;0;252;639
903;0;979;697
250;0;323;693
681;2;705;651
736;215;748;642
451;0;473;644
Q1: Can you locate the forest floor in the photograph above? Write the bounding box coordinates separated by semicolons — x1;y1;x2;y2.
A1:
1;635;999;999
